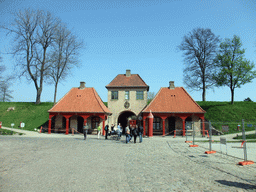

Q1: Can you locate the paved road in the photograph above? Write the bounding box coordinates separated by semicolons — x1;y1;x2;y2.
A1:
1;130;256;191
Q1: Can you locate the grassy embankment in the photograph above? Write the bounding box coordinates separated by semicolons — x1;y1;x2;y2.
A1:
0;102;54;132
0;101;255;134
197;101;256;134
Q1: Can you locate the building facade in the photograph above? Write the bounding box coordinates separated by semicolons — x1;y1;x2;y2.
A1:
48;70;205;137
106;70;149;130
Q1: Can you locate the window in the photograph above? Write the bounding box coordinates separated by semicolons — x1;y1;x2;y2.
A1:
136;91;144;100
92;116;100;129
153;117;162;130
111;91;118;100
125;91;129;100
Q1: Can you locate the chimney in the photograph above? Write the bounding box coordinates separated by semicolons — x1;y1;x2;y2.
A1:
126;69;131;77
169;81;175;89
79;82;86;89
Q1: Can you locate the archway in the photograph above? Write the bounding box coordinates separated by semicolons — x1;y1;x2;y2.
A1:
118;111;136;134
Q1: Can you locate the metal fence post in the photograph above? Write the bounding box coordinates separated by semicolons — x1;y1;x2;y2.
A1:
242;119;247;162
209;121;212;152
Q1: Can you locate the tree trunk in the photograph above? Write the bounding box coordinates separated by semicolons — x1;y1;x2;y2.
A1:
202;79;206;101
35;88;42;104
231;88;234;105
54;82;58;104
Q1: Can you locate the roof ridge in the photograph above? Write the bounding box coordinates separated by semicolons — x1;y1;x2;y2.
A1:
92;87;109;113
136;74;149;87
180;87;206;113
143;87;163;112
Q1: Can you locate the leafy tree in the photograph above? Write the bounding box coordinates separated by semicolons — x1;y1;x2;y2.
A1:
244;97;253;102
1;9;60;104
178;28;220;101
214;35;256;104
47;23;83;104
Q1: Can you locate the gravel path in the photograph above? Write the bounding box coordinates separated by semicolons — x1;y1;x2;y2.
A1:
1;134;256;191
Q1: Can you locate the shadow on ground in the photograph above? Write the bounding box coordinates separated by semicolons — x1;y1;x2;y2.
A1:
216;180;256;190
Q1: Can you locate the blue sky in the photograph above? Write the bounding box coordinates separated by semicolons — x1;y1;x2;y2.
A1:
0;0;256;103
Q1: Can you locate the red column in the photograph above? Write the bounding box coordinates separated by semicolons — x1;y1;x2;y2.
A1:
148;111;154;137
162;119;166;136
161;116;167;136
182;119;185;136
66;118;69;135
48;118;52;134
103;118;105;136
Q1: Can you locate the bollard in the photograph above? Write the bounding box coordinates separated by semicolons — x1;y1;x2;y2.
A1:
173;130;176;138
72;128;74;136
39;126;42;133
0;121;2;129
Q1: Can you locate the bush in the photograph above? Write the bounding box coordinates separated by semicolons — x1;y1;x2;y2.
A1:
244;97;253;102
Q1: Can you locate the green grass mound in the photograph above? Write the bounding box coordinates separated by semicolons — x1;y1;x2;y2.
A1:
0;102;54;131
197;101;256;134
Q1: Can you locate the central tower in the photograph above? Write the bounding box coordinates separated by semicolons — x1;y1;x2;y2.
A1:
105;69;149;129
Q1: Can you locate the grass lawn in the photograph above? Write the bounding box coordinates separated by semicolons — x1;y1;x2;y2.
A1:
197;101;256;134
0;128;23;135
0;102;54;131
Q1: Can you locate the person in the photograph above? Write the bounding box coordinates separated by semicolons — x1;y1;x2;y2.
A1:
138;125;143;143
117;123;122;140
105;124;109;139
133;125;138;143
130;125;134;142
97;125;101;139
83;123;89;140
125;125;131;143
111;124;115;132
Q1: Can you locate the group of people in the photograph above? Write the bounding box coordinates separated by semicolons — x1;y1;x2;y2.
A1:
125;124;143;143
82;122;144;144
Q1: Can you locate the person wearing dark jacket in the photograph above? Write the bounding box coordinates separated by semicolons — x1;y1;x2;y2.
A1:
133;125;138;143
105;125;109;139
83;123;89;140
138;125;143;143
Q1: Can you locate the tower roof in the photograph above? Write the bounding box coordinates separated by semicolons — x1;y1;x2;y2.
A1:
106;73;149;91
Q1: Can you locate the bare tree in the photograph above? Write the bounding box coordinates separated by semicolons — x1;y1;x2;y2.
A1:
48;24;83;104
1;9;60;104
0;77;14;102
178;28;220;101
147;91;156;104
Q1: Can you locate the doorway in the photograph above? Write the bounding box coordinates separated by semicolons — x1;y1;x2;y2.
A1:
168;116;176;135
118;111;136;134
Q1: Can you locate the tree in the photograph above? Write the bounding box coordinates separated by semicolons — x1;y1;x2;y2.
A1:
213;35;256;104
0;77;14;102
147;91;156;104
47;24;83;104
1;9;60;104
0;56;14;102
178;28;220;101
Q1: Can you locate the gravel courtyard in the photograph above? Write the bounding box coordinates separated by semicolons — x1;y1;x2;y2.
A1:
1;135;256;192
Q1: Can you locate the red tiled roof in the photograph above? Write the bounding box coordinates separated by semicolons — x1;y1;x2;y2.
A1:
106;74;149;90
143;87;205;113
48;87;111;113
